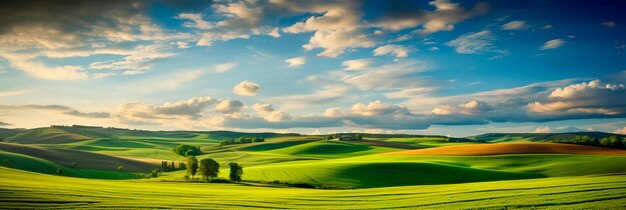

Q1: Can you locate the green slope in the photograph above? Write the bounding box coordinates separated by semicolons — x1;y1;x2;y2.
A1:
1;167;625;209
0;151;137;179
266;140;403;159
238;153;626;188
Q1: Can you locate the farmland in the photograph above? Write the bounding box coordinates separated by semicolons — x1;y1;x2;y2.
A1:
1;126;626;208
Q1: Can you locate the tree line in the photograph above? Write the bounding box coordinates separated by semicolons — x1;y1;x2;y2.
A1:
219;136;265;146
551;135;625;149
185;156;243;183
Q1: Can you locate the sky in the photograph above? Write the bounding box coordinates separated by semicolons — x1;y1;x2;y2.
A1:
0;0;625;136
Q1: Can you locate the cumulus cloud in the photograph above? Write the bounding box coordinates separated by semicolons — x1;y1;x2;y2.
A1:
251;103;292;122
373;45;410;58
342;59;374;71
233;80;260;96
0;1;189;79
214;62;238;73
527;80;626;116
214;100;244;114
117;97;216;122
372;0;488;34
446;30;506;55
540;38;566;50
285;56;306;68
501;20;527;30
302;29;376;58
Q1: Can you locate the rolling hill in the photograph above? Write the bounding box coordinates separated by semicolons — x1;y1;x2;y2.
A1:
0;142;159;172
384;142;626;156
469;132;626;143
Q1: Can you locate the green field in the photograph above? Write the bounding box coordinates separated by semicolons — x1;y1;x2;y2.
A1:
1;126;626;208
1;167;625;209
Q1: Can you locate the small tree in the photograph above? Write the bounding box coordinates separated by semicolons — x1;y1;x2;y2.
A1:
72;162;77;168
56;168;64;175
325;136;332;140
118;165;125;171
199;158;220;181
179;162;187;170
186;156;199;180
151;169;160;178
229;162;243;183
355;134;363;140
2;159;8;167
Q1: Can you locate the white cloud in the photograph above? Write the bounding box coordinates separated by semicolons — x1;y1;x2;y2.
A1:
117;97;216;122
373;45;410;58
176;42;190;49
214;100;243;113
615;126;626;134
160;70;203;90
302;29;376;58
285;56;306;68
446;30;506;55
540;39;566;50
602;21;616;27
177;13;213;30
501;20;527;30
214;62;238;73
251;103;291;122
373;0;487;34
535;126;551;133
233;80;260;96
0;52;87;80
342;58;374;71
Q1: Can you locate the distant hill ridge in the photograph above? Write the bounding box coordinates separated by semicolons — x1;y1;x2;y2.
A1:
469;132;626;143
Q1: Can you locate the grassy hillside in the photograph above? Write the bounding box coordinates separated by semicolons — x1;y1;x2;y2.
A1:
0;142;159;172
1;167;625;209
0;151;137;179
469;132;626;143
238;153;626;188
385;142;626;156
264;140;403;159
4;127;91;144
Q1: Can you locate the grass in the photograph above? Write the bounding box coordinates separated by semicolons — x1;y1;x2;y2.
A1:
0;151;137;179
373;137;478;148
264;140;403;159
237;153;626;188
1;167;625;209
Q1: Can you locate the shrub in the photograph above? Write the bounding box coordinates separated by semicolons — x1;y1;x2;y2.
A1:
56;168;64;175
172;144;202;157
118;166;125;171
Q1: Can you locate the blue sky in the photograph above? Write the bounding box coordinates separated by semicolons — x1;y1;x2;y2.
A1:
0;0;625;136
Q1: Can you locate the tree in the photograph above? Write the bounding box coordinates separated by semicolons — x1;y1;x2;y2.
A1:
56;168;64;175
609;135;623;148
199;158;220;181
72;162;77;168
229;162;243;182
170;161;176;171
151;169;160;178
172;144;202;157
2;159;8;167
186;156;199;180
355;134;363;140
179;162;187;170
118;166;125;171
325;136;332;140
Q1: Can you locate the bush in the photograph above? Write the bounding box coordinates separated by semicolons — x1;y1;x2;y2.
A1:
118;166;125;171
56;168;64;175
172;144;202;157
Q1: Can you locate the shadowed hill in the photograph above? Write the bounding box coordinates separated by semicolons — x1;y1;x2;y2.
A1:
0;142;159;172
384;142;626;156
